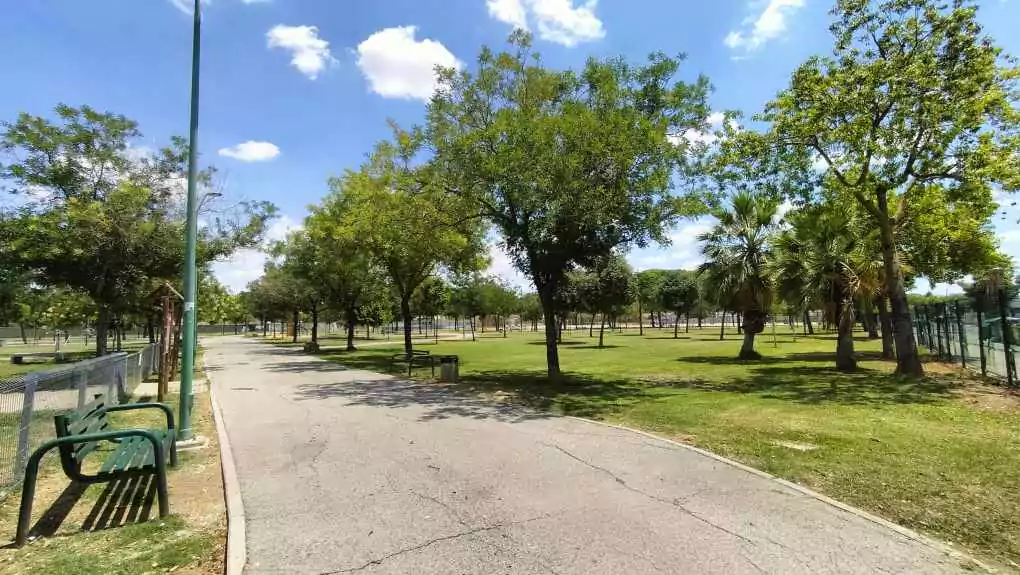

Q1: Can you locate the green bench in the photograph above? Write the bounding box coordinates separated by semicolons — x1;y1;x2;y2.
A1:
15;394;177;546
390;349;436;377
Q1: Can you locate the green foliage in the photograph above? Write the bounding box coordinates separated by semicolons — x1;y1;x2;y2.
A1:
698;192;777;331
1;105;275;354
762;0;1019;375
426;32;714;375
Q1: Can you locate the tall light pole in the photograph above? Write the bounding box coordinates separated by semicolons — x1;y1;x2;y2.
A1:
179;0;203;441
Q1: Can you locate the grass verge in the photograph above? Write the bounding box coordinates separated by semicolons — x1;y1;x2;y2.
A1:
0;387;225;574
277;327;1020;570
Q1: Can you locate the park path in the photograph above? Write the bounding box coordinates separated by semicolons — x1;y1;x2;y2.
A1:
205;336;967;575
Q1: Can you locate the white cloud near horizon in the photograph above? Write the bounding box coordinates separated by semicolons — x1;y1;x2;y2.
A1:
212;215;301;293
355;26;461;101
487;0;605;47
724;0;805;54
267;25;337;80
217;141;281;162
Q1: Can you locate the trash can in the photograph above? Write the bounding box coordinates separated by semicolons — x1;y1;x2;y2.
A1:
439;355;459;383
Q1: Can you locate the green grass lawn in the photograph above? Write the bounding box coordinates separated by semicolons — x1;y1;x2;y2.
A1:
282;327;1020;569
0;342;150;379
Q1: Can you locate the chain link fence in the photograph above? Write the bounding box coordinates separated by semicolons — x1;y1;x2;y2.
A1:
0;344;161;492
913;294;1019;386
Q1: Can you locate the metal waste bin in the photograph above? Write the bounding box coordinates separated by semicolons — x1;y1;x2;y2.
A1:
439;355;459;383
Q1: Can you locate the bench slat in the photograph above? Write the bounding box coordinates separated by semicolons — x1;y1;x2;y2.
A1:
99;437;149;475
63;396;108;424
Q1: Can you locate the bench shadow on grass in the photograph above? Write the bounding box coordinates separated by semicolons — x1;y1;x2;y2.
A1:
18;474;158;545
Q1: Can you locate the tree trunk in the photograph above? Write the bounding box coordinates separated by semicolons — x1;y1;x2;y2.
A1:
96;306;110;356
589;314;594;338
657;312;663;330
291;309;299;344
638;300;644;335
877;295;895;360
470;317;476;341
401;296;413;354
739;330;756;358
539;288;561;379
673;312;679;339
697;314;702;328
719;312;725;341
598;313;606;348
803;309;814;335
876;189;924;376
835;298;857;372
311;304;319;343
19;323;27;345
861;298;878;339
346;312;357;351
685;312;691;333
739;311;765;359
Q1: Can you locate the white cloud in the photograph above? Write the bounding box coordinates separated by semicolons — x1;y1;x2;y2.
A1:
486;241;533;290
487;0;528;29
487;0;605;47
355;26;462;101
267;25;336;80
628;221;714;272
724;0;805;54
212;215;301;293
668;112;732;149
217;141;281;162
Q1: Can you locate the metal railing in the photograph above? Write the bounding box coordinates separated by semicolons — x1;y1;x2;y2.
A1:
913;300;1019;386
0;344;161;491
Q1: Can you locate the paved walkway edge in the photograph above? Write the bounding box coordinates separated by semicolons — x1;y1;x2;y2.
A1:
566;416;993;573
209;372;247;575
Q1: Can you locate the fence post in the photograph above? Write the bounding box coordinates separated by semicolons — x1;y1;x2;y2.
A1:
76;365;87;409
942;302;953;362
934;305;944;360
998;288;1015;386
15;375;38;478
976;309;987;376
955;301;967;370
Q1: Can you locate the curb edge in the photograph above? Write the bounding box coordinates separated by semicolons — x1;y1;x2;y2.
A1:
208;371;247;575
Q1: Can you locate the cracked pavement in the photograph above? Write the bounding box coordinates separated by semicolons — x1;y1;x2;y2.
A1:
206;337;968;574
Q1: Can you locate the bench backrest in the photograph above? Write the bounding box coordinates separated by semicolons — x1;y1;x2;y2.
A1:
53;394;111;471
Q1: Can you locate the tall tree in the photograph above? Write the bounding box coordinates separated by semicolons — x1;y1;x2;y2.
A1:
763;0;1020;376
698;192;777;359
773;206;862;371
427;32;713;378
634;269;667;334
658;271;697;339
1;105;275;355
585;254;634;347
329;131;485;355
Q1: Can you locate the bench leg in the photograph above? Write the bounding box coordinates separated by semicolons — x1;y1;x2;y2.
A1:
14;451;44;546
155;462;170;518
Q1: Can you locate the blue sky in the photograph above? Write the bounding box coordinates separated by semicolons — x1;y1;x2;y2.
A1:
2;0;1018;294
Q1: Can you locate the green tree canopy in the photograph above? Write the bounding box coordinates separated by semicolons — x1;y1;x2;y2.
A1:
426;32;714;377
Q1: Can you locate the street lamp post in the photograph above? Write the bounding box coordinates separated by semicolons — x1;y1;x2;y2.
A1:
179;0;203;441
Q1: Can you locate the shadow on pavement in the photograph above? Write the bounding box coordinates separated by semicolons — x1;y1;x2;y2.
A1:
293;378;554;424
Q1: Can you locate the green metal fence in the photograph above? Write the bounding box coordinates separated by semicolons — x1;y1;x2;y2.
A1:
912;296;1018;386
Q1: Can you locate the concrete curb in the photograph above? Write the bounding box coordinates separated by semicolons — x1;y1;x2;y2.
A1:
565;416;996;574
208;373;247;575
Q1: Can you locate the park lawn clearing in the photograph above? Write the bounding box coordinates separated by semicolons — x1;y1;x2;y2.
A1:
0;388;225;575
294;327;1020;570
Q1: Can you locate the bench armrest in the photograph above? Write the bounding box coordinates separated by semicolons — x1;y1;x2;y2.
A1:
30;428;166;469
99;403;175;430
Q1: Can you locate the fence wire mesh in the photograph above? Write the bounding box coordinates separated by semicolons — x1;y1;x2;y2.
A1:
912;291;1018;386
0;344;161;492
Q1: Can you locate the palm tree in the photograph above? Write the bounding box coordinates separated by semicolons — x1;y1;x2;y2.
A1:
698;192;778;360
772;205;861;372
